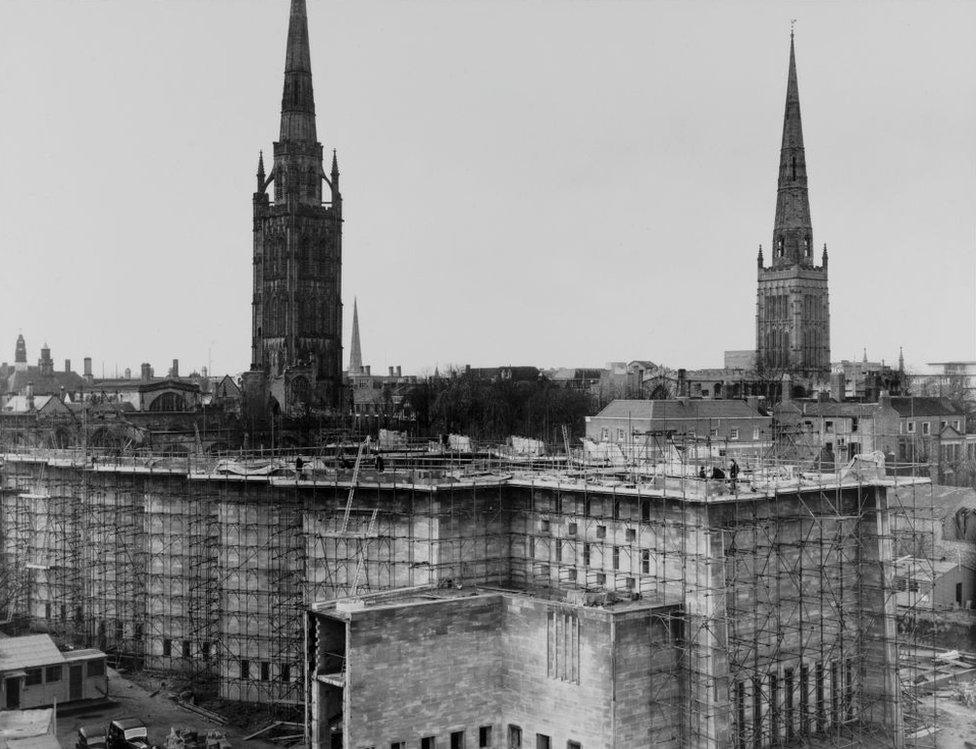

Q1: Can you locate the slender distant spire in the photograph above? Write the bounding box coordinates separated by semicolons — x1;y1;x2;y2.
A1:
349;298;363;374
771;31;814;268
279;0;317;143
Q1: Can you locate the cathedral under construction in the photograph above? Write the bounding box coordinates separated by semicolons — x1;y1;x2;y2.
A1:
0;5;950;749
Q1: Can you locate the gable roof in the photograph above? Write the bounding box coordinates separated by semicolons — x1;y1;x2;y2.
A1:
6;368;86;396
1;395;70;415
594;399;767;421
0;635;64;671
797;400;883;418
888;397;963;418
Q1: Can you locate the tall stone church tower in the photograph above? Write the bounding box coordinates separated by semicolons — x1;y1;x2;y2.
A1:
250;0;343;411
756;34;830;380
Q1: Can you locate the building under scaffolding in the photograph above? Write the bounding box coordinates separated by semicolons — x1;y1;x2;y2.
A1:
0;442;945;747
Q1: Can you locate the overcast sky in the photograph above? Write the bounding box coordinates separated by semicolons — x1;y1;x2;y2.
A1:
1;1;974;377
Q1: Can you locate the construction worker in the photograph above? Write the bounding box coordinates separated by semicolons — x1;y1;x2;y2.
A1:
729;459;740;490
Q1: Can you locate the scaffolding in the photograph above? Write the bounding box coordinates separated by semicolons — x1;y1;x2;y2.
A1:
0;440;948;745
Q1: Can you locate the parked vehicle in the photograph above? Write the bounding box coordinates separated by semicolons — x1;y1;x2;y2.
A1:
75;724;108;749
107;718;151;749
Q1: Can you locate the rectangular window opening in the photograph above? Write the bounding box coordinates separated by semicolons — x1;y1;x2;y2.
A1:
451;731;465;749
478;726;492;748
800;664;810;735
784;667;795;741
508;725;522;749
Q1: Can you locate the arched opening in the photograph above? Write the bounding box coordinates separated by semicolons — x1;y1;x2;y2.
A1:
148;392;187;412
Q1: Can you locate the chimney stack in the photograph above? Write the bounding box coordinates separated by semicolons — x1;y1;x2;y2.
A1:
830;372;846;402
388;366;394;377
124;368;131;379
141;363;152;382
170;359;180;378
83;357;93;382
677;369;688;397
396;365;402;378
64;359;71;373
365;365;371;376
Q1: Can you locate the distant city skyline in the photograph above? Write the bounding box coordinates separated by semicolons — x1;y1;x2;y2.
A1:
0;1;973;376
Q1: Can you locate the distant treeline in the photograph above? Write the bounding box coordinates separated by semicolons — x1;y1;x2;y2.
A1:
404;376;593;444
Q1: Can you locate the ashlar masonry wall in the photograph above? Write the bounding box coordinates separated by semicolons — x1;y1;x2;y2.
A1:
324;592;682;749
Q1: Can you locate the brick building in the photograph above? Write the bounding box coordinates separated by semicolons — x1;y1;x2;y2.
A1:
1;336;85;400
586;398;772;447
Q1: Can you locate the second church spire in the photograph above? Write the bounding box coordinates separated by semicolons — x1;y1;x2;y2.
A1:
772;32;814;268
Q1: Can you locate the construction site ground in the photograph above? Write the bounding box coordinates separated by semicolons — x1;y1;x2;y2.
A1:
55;668;287;749
920;692;976;748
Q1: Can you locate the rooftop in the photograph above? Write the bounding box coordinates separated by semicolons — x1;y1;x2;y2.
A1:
0;635;64;672
594;398;767;421
0;444;930;504
312;583;678;620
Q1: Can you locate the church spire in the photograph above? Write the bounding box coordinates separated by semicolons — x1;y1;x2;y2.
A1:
771;31;814;268
349;298;363;374
279;0;317;143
